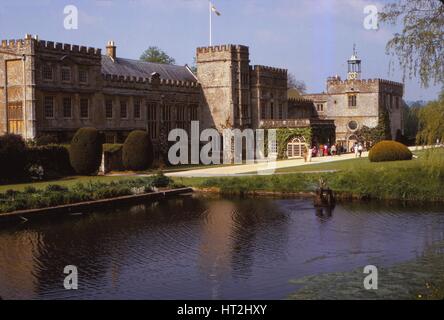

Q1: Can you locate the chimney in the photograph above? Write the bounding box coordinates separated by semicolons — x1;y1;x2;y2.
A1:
106;40;116;61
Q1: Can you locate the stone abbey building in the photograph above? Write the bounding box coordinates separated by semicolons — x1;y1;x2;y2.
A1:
0;35;402;158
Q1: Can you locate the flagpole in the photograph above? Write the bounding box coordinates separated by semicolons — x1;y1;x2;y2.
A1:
209;1;212;46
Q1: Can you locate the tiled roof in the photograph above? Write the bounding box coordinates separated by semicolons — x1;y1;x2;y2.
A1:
101;55;197;82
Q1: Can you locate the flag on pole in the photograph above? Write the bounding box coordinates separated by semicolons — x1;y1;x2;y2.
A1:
211;3;221;16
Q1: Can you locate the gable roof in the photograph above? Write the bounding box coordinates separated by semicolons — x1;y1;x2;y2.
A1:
101;55;197;82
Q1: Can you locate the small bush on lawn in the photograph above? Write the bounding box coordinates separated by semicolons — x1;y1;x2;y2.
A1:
368;140;413;162
0;134;27;182
69;128;104;175
122;131;154;171
152;172;172;188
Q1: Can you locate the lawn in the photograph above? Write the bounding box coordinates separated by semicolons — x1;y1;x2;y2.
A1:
275;149;429;174
174;148;444;202
0;175;141;193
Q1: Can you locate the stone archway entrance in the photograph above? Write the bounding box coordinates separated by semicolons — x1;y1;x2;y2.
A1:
287;137;306;159
346;134;358;152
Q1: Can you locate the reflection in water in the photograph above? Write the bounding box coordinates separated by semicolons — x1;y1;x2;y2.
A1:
0;195;443;300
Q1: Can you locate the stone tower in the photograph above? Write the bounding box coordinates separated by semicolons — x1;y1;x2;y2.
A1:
196;45;251;131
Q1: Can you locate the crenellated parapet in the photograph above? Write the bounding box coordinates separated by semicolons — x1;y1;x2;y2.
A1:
327;78;403;87
252;64;287;76
36;39;102;57
102;73;200;89
196;44;249;54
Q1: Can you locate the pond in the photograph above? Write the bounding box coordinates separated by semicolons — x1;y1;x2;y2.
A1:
0;194;443;300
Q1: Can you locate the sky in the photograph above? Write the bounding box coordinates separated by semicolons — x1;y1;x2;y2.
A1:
0;0;441;101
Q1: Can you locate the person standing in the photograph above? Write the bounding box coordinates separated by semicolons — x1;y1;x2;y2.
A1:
358;143;364;158
331;144;337;156
354;143;359;158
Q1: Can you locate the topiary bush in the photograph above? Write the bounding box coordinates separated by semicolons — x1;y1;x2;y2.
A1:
0;134;27;182
122;130;154;171
368;140;413;162
27;144;74;179
69;127;104;175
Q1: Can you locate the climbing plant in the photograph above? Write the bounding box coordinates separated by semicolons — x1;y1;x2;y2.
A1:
275;128;312;159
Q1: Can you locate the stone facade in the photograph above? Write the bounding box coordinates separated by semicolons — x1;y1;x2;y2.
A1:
302;52;404;150
196;45;288;131
0;35;200;147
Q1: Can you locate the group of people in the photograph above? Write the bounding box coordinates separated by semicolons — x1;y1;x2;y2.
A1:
303;142;365;162
310;144;345;158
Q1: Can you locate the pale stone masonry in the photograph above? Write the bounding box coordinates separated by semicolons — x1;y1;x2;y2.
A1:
0;34;402;158
302;49;404;151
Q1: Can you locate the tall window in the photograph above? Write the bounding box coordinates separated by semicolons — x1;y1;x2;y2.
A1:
161;105;172;132
348;94;357;108
80;98;89;118
134;99;141;119
42;65;53;81
241;104;249;119
189;104;198;121
261;103;266;119
278;104;283;119
316;104;324;112
61;67;71;82
44;96;54;118
147;102;157;139
79;69;88;84
63;97;72;118
105;99;113;119
120;100;128;119
270;102;274;119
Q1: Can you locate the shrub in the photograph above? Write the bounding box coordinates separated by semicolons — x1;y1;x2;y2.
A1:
69;128;104;175
368;140;413;162
45;184;69;192
152;172;172;188
35;134;58;146
122;130;154;171
0;134;27;181
27;144;73;179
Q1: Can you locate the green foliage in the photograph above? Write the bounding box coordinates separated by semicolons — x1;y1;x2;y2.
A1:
0;134;27;182
369;140;412;162
275;128;312;159
181;148;444;201
35;134;58;146
69;128;103;175
380;0;444;87
416;93;444;145
122;130;154;171
356;105;392;146
103;143;123;154
140;46;176;64
0;177;175;213
152;172;172;188
27;144;73;179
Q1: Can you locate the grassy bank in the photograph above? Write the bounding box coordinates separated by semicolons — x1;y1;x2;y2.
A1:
174;148;444;202
0;175;174;214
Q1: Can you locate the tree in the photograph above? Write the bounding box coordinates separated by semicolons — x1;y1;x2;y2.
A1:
380;0;444;87
69;127;103;175
416;90;444;144
140;46;176;64
122;130;154;171
287;72;307;94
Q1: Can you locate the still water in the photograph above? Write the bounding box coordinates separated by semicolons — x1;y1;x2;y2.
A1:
0;195;444;300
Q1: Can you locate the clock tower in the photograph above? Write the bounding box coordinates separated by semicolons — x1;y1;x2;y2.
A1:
347;44;361;80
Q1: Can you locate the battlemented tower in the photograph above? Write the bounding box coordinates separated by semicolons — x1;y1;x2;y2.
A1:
196;45;251;131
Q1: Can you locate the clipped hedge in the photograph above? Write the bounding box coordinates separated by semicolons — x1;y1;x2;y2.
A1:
69;128;104;175
368;140;413;162
0;134;27;182
122;130;154;171
27;144;74;179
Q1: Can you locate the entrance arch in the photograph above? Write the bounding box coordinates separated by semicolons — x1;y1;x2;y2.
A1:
287;137;306;159
346;134;358;152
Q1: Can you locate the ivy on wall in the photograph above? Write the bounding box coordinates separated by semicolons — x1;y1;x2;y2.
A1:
275;128;312;159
